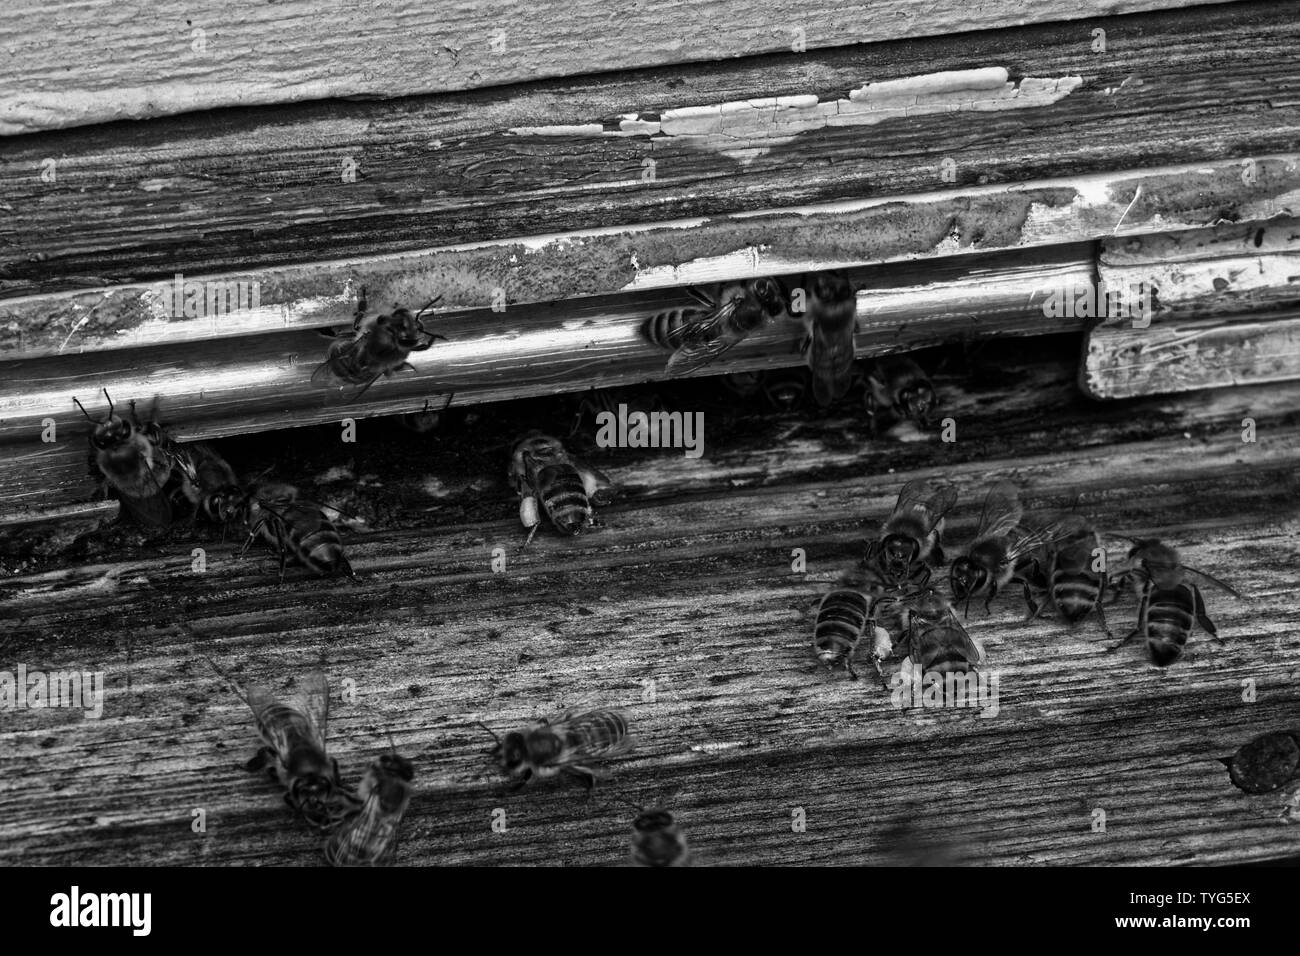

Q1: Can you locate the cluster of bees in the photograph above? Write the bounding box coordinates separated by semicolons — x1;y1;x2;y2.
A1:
814;479;1243;685
64;274;1249;865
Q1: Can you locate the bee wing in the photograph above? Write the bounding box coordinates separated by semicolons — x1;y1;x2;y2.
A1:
1004;518;1080;564
114;447;176;527
292;671;331;743
941;606;984;663
309;336;359;386
325;794;402;867
665;335;742;377
891;479;958;532
972;481;1023;540
549;708;633;759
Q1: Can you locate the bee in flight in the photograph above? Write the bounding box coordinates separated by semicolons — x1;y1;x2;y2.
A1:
72;390;182;528
949;482;1073;618
325;751;416;867
509;432;610;547
863;354;937;433
812;588;891;686
311;286;448;403
206;660;358;831
1108;538;1241;666
897;589;984;677
1022;513;1113;638
644;277;789;377
798;271;858;406
480;708;631;791
628;807;693;867
863;478;958;591
221;481;355;581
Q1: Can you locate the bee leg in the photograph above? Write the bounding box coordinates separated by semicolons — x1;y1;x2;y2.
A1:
983;583;998;615
1107;629;1142;654
506;769;533;793
1093;599;1115;640
1191;586;1218;637
930;544;946;566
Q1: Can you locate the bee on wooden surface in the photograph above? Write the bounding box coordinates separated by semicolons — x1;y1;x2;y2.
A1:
813;588;890;686
206;660;358;831
1219;731;1300;794
72;389;179;528
863;354;936;432
629;808;693;867
798;270;858;406
325;752;416;867
1108;538;1241;667
170;441;240;522
863;478;958;591
645;277;789;377
949;482;1074;618
898;589;983;676
509;431;609;547
228;483;355;581
1023;514;1113;638
311;286;447;403
480;708;631;791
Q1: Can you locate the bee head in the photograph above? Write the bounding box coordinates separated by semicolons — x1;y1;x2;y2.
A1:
751;276;788;316
75;393;132;449
289;773;338;826
633;810;674;833
386;308;427;349
881;533;919;578
368;312;403;350
948;558;984;601
1128;539;1181;586
203;485;245;524
515;432;564;470
763;374;806;411
496;731;531;773
898;382;935;426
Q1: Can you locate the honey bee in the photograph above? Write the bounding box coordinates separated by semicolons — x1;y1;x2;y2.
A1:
72;390;179;527
1219;731;1300;794
206;660;358;831
863;354;936;432
863;478;958;591
480;708;631;791
645;278;788;377
325;752;416;867
949;483;1073;618
170;441;240;521
1109;538;1241;666
229;483;355;581
761;367;810;412
813;589;890;685
1023;514;1113;638
311;286;447;403
799;271;858;406
398;392;456;435
898;589;983;676
509;431;609;547
629;808;693;867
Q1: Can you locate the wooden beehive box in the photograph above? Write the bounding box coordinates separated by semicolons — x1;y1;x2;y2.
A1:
1;0;1298;866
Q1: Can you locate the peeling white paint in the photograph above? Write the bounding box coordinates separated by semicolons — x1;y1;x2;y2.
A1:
507;67;1083;164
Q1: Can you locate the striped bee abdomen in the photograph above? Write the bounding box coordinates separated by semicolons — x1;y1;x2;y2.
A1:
643;307;706;351
1051;570;1103;622
914;626;977;675
814;589;870;665
1145;587;1195;665
565;710;629;755
536;463;592;535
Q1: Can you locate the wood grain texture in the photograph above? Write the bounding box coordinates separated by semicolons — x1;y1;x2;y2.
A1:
1;338;1297;865
2;1;1298;302
0;0;1250;135
1082;310;1300;399
4;155;1300;359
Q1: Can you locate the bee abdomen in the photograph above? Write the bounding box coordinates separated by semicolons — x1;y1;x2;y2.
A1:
643;308;703;350
815;590;869;656
538;465;592;534
1051;572;1102;621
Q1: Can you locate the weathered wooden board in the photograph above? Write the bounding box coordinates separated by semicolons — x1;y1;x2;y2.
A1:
4;154;1299;359
1;338;1297;865
1082;310;1300;399
2;1;1298;300
1098;215;1300;324
0;0;1253;136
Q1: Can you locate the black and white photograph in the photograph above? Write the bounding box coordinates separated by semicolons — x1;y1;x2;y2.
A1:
0;0;1297;908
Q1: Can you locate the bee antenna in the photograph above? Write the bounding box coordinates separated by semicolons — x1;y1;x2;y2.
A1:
476;720;501;747
71;396;94;421
414;295;443;321
102;389;115;415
